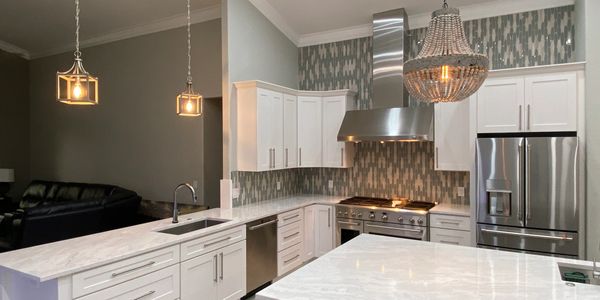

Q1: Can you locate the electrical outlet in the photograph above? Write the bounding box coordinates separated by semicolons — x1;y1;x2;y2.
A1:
456;187;465;197
277;181;281;191
328;180;334;190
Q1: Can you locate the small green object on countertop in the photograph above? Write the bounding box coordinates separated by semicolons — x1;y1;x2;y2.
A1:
563;271;588;283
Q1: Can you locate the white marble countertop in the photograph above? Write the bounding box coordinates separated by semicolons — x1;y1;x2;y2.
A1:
0;194;347;282
257;234;600;300
430;202;470;217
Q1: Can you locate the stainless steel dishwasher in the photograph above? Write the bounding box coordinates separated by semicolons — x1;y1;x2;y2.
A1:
246;215;278;294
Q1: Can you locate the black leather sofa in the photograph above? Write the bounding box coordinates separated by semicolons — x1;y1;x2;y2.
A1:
0;180;141;252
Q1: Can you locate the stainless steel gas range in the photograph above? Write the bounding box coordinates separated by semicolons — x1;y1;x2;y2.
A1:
335;197;435;246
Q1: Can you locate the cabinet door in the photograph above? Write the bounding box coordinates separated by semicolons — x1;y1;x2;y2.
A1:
303;205;315;261
181;250;218;300
314;205;334;257
525;72;577;132
283;94;298;168
270;91;285;169
256;89;272;171
322;96;351;168
297;96;322;167
434;99;470;171
218;241;246;300
476;78;525;133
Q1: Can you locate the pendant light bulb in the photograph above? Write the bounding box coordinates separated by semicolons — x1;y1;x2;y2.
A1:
176;0;202;117
56;0;99;105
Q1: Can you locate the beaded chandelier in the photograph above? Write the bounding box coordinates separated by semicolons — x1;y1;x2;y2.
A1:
405;0;489;103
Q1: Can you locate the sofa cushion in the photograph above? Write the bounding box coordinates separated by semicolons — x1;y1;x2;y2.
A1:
80;185;114;201
53;185;83;202
20;181;49;208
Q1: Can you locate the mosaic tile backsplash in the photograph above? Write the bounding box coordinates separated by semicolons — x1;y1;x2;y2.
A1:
232;5;575;207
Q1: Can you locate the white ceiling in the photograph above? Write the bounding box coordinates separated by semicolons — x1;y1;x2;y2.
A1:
0;0;220;59
0;0;575;59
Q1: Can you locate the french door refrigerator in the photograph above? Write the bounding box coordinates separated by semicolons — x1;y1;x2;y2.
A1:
476;136;579;258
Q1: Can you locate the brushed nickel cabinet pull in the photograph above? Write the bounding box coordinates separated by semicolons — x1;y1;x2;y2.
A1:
341;148;344;166
284;254;300;264
213;254;218;282
285;148;289;167
299;148;302;166
219;252;224;280
518;105;522;130
133;290;156;300
328;207;331;227
527;104;531;130
111;261;155;277
284;232;300;240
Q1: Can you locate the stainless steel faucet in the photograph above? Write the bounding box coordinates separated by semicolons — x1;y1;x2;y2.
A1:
172;183;197;223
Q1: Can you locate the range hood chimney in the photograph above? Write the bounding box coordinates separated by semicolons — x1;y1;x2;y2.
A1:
337;8;433;142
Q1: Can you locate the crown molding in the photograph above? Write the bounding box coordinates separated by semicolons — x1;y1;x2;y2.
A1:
248;0;299;45
254;0;576;48
29;4;221;59
0;40;30;60
297;24;372;47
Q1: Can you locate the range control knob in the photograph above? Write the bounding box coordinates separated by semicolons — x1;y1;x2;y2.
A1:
397;217;404;222
417;218;424;225
357;213;363;218
369;212;376;219
351;212;356;217
409;218;416;224
381;213;388;221
344;212;348;216
337;211;342;216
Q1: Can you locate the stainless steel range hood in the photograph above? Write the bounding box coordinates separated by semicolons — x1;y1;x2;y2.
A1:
337;8;433;142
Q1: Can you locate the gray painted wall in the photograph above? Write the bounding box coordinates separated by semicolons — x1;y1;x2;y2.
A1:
28;19;222;205
222;0;299;176
580;0;600;260
0;50;30;197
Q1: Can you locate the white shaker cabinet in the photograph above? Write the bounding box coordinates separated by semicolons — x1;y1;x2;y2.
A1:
297;96;323;167
476;77;525;133
181;240;246;300
322;96;354;168
236;85;284;171
525;72;577;132
476;69;579;134
283;94;298;168
434;99;470;171
313;205;334;257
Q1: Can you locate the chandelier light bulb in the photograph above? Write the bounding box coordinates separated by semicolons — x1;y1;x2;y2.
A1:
72;82;82;98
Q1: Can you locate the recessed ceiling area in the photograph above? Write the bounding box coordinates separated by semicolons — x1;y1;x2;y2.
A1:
0;0;220;59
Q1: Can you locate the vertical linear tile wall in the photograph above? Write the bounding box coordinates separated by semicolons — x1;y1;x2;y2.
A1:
232;5;575;207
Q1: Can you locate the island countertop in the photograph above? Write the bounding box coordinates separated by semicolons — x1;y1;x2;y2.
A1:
0;194;347;282
257;234;600;300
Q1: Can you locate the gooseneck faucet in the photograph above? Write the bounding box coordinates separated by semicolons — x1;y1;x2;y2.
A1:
172;183;198;223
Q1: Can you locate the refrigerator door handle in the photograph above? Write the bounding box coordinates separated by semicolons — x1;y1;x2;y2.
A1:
526;143;532;221
481;228;574;241
518;141;523;222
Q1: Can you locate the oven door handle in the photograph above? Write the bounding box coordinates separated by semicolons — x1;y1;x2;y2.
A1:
337;221;361;226
366;223;423;233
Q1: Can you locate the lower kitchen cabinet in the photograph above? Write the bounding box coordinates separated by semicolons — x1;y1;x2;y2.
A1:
181;240;246;300
429;214;471;247
314;205;334;257
303;205;315;261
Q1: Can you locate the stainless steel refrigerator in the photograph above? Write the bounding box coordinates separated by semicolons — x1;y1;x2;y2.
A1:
476;136;579;258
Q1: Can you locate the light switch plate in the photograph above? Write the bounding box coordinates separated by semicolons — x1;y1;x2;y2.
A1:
456;187;465;197
328;180;334;190
277;181;281;190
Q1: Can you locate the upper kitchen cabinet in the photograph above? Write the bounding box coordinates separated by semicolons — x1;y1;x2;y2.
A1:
476;78;524;133
434;99;470;171
322;95;355;168
297;96;322;168
234;81;356;171
476;64;583;134
235;82;284;172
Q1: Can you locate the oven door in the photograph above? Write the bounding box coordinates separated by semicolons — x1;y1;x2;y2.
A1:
364;221;428;241
336;218;363;246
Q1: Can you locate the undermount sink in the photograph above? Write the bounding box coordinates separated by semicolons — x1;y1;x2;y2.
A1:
558;263;600;286
156;218;230;235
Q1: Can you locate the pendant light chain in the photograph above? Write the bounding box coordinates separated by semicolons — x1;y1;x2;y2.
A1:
186;0;192;84
74;0;81;59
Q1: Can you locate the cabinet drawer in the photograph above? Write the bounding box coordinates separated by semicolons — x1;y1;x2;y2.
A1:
278;209;303;227
181;225;245;261
430;214;470;231
278;220;303;252
78;264;179;300
430;228;472;246
277;242;303;277
73;245;179;298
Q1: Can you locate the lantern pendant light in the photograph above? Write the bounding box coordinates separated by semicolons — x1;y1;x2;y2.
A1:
405;0;489;103
177;0;203;117
56;0;98;105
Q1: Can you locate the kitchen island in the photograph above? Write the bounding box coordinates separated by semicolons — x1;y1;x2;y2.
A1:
257;234;600;300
